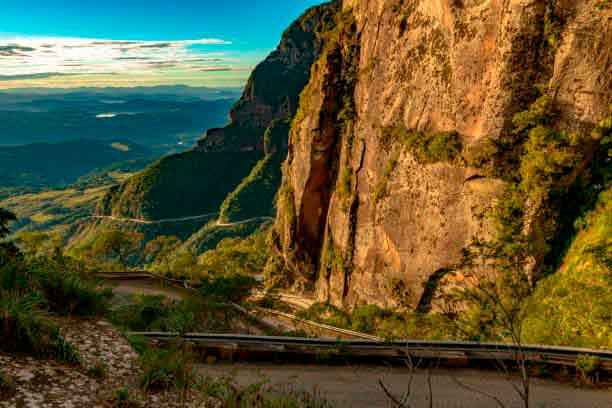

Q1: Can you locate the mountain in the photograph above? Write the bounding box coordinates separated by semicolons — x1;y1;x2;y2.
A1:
0;139;154;188
78;0;610;342
0;91;235;147
269;0;611;311
97;2;339;223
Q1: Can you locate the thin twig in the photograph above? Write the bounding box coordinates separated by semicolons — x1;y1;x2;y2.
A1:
451;376;507;408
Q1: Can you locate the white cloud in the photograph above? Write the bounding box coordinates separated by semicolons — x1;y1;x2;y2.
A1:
0;35;234;79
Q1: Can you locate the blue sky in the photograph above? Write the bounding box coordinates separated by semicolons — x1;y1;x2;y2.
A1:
0;0;325;89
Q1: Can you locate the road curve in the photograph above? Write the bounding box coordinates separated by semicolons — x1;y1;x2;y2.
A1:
215;216;275;227
87;212;219;225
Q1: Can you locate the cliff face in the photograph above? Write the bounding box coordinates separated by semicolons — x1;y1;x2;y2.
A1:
273;0;612;308
98;2;339;221
197;3;339;152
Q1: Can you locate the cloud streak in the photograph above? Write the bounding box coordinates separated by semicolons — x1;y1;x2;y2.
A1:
0;35;245;88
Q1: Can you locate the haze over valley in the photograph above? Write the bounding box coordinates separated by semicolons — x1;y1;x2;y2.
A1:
0;1;610;407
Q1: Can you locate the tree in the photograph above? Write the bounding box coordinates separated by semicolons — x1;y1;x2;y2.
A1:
0;209;16;240
89;229;144;269
0;209;18;264
144;235;181;275
14;231;63;258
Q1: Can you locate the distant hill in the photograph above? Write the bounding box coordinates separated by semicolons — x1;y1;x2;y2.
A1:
0;139;156;188
0;85;242;100
0;92;236;147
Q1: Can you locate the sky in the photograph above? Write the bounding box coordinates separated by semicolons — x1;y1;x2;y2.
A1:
0;0;325;89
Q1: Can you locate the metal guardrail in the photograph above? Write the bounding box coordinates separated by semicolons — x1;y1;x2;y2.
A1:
254;307;383;341
126;332;612;370
100;272;612;371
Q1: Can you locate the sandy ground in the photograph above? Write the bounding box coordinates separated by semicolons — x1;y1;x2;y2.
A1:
200;363;612;408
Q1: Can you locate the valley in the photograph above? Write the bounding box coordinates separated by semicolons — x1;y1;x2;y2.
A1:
1;0;611;406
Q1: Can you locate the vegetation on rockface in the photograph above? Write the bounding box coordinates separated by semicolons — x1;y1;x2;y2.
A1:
381;127;463;165
218;153;283;223
523;188;612;348
98;150;261;220
372;150;400;204
373;128;463;204
436;96;611;345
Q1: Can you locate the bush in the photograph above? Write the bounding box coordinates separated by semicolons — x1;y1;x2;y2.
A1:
382;127;463;164
109;386;140;408
30;261;112;316
87;360;107;379
0;371;17;400
111;295;237;334
199;274;258;304
139;347;194;392
0;291;80;364
197;376;334;408
576;354;601;383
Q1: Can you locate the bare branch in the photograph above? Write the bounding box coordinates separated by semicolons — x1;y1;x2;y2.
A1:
378;379;410;408
451;376;507;408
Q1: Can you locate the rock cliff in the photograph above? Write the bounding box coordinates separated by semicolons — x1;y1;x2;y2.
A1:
271;0;612;309
197;2;339;153
97;2;339;221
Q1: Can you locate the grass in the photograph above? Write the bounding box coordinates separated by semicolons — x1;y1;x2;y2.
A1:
139;346;195;392
110;294;239;334
523;188;612;349
0;243;109;363
0;371;17;400
0;291;81;363
298;302;455;341
196;376;334;408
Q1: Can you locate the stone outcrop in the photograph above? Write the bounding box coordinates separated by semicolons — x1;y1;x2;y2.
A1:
197;2;339;152
272;0;612;309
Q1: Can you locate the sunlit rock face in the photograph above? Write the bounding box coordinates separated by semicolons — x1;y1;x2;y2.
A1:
272;0;612;309
197;2;340;153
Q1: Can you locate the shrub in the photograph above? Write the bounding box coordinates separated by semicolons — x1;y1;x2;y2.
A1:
31;262;112;316
87;360;107;379
109;387;140;408
0;371;16;400
199;274;258;304
576;354;601;383
382;127;463;164
0;291;80;364
111;295;236;334
139;347;194;392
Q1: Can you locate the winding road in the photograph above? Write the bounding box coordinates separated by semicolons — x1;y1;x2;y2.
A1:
87;213;274;228
88;212;219;225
